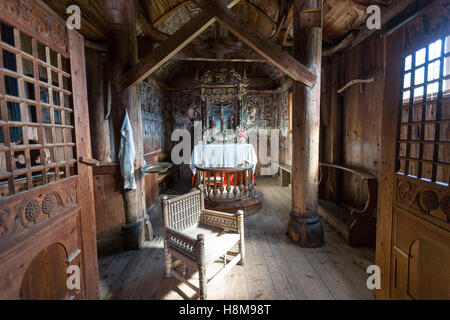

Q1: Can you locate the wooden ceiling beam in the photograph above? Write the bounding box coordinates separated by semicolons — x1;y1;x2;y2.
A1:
174;45;267;62
167;75;278;91
121;0;242;89
135;0;168;42
193;0;316;86
322;32;356;57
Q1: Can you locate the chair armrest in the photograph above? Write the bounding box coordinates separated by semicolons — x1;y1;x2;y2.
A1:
164;227;200;262
201;209;243;233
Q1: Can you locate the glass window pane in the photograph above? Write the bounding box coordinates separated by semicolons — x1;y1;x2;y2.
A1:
405;55;412;71
22;58;34;77
445;35;450;54
403;90;411;105
53;91;60;106
427;82;439;101
444;79;450;97
415;48;426;66
414;86;424;103
428;60;440;81
24;82;35;101
415;67;425;85
0;22;15;46
428;39;442;61
5;76;19;96
51;71;59;87
20;32;32;55
7;102;21;121
54;110;62;125
42;107;51;123
50;50;58;68
37;42;46;61
38;65;48;82
404;72;411;88
28;105;37;123
3;50;17;72
444;56;450;77
40;87;49;104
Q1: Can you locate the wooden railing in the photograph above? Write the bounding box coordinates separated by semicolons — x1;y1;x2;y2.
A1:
195;165;255;201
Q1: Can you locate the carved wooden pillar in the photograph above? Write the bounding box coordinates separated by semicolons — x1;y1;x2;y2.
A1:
105;0;146;250
288;0;324;247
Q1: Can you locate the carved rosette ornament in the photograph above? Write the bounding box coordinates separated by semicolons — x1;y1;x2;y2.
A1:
419;190;440;213
25;200;41;222
397;181;414;204
42;193;58;215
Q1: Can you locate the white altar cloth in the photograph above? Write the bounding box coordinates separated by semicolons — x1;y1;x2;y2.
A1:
190;144;258;174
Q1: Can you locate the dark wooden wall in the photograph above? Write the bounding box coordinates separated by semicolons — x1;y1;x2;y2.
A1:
321;34;385;209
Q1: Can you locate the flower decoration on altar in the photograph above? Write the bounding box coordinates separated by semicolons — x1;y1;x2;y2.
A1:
236;127;248;144
241;98;257;129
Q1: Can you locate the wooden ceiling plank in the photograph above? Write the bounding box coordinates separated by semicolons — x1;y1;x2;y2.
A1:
153;1;194;26
121;0;242;89
349;0;415;49
194;0;316;86
135;0;169;42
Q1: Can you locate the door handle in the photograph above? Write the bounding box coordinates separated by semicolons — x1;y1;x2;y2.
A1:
79;157;100;167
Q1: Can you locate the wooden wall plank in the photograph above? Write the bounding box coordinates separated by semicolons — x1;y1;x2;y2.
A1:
69;29;100;299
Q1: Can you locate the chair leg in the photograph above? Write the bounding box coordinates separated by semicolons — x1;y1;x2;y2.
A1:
164;244;172;278
238;239;245;266
198;264;207;300
181;263;186;277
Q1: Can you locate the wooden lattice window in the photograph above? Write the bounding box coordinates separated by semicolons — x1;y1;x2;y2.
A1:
397;34;450;186
0;21;77;198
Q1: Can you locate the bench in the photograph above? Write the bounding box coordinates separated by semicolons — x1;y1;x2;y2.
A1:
273;162;292;187
157;153;179;185
272;161;378;246
318;163;378;246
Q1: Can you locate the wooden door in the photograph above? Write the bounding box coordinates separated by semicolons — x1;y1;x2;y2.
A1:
376;0;450;300
0;0;98;299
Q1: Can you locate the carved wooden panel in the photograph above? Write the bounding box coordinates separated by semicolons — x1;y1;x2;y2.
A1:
394;175;449;228
0;0;68;56
0;177;78;250
392;207;450;300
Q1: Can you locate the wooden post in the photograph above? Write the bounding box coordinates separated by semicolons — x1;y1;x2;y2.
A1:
105;0;146;250
288;0;324;248
86;48;111;163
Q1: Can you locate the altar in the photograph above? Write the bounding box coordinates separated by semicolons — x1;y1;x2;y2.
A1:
190;144;258;174
190;144;263;216
185;68;263;216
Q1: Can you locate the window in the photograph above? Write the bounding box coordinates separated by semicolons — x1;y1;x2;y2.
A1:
0;21;76;198
397;35;450;186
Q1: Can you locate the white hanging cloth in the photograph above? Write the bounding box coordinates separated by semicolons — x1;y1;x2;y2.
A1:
118;110;136;190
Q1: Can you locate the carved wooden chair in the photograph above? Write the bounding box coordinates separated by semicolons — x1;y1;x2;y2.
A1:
161;185;245;300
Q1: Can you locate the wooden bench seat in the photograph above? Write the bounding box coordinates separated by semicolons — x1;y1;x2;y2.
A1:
319;163;378;246
272;162;292;187
158;165;178;184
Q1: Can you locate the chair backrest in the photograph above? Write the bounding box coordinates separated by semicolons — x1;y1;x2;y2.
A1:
161;190;203;231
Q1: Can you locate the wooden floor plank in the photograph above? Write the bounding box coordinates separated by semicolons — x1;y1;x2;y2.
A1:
98;177;375;300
